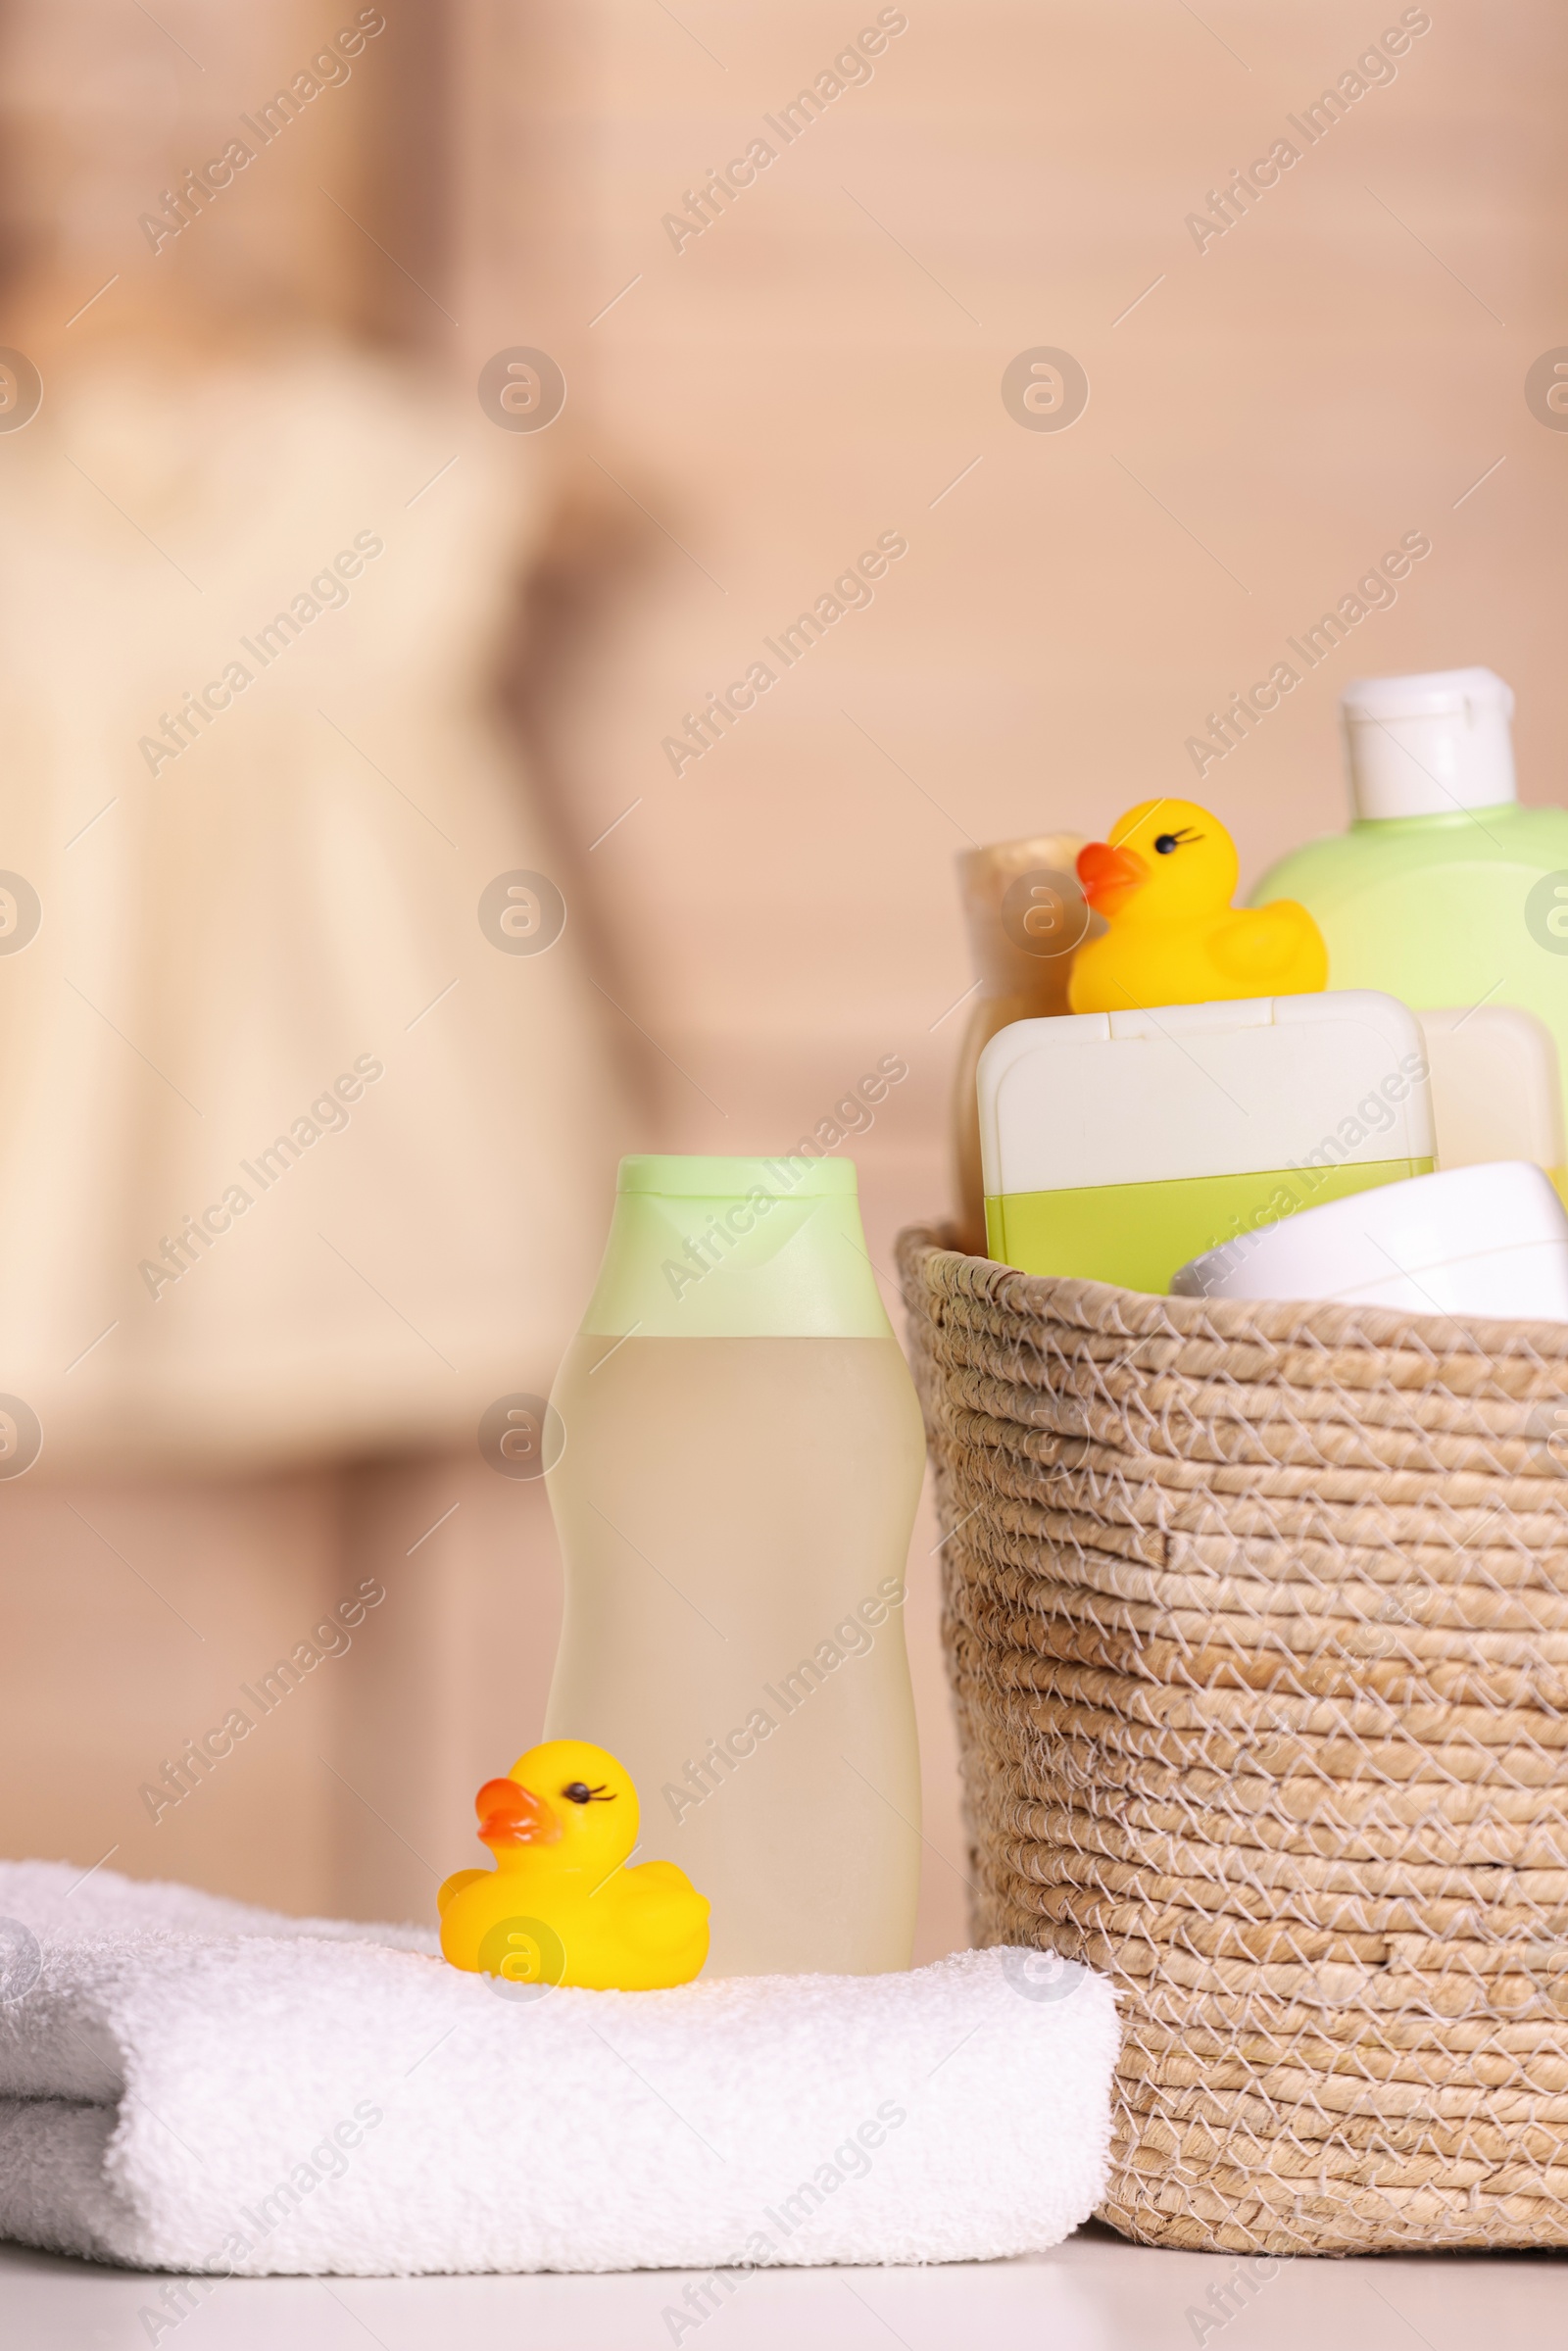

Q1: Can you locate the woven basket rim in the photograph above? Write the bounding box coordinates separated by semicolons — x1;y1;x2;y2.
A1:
898;1223;1568;1368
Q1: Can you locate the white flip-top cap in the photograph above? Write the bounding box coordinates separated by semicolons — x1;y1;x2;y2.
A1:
1341;666;1516;820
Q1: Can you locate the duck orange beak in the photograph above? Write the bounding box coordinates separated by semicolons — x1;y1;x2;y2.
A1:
1076;839;1148;913
476;1777;562;1848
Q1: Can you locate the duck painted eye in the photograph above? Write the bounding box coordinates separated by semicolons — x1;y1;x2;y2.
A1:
1153;827;1201;855
562;1781;613;1804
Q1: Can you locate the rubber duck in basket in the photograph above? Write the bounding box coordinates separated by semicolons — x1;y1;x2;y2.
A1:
1068;798;1327;1012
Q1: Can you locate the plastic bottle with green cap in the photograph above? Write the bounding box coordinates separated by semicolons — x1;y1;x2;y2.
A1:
1252;667;1568;1196
543;1152;925;1979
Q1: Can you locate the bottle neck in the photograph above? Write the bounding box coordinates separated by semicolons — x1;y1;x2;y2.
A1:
1348;806;1522;839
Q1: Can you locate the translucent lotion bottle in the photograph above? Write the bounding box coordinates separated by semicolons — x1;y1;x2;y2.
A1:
544;1154;925;1978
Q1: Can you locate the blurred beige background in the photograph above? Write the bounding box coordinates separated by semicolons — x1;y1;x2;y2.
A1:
1;0;1562;1965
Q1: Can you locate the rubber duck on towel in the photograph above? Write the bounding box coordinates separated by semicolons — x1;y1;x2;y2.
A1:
439;1740;711;1991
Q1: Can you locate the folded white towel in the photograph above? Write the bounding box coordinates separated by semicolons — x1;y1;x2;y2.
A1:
0;1861;1115;2280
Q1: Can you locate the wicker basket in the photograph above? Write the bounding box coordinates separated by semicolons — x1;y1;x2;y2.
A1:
898;1226;1568;2255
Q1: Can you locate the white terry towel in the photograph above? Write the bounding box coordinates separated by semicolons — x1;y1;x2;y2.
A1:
0;1861;1116;2278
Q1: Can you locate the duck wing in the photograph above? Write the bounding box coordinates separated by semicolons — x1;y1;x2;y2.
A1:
617;1859;710;1953
1209;899;1327;990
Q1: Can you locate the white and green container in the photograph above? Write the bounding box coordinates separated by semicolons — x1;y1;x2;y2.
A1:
978;991;1434;1295
544;1154;924;1980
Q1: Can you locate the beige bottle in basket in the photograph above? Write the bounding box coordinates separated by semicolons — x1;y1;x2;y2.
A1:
951;836;1094;1253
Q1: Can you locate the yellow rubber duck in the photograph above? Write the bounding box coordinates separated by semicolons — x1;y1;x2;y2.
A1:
437;1738;710;1991
1067;797;1327;1013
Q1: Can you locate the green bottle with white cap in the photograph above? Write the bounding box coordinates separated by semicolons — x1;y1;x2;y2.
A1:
543;1153;924;1980
1252;666;1568;1195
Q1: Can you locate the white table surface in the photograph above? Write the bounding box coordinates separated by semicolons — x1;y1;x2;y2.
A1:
3;2221;1564;2350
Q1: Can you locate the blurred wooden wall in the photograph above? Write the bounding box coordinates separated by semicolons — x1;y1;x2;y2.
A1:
5;0;1565;1964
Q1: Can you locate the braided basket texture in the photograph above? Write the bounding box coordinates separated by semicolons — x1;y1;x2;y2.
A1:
898;1225;1568;2254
